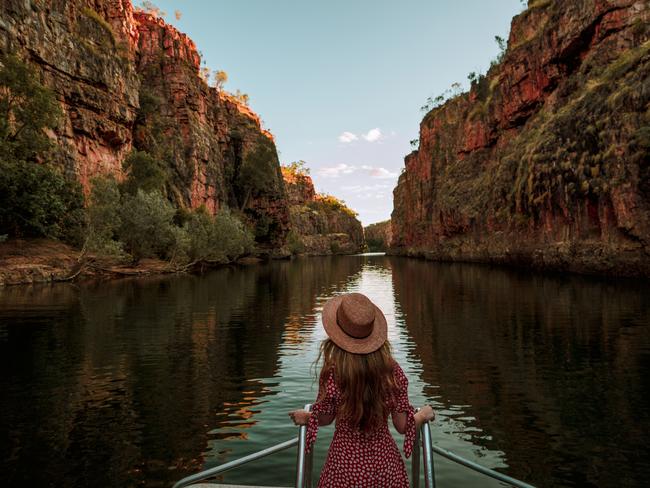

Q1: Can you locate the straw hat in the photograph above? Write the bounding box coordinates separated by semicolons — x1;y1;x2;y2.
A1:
322;293;387;354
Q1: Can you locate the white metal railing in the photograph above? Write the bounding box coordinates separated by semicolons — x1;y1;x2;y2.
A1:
414;415;536;488
172;404;536;488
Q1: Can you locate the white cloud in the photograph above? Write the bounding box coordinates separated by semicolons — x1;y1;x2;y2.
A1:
338;131;358;143
362;128;382;142
370;167;397;178
360;165;398;179
318;163;356;177
317;164;398;180
341;183;391;194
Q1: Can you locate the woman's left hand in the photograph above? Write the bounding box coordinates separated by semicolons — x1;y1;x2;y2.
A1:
288;409;311;426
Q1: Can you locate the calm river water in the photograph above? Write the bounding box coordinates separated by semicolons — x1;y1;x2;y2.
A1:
1;254;649;487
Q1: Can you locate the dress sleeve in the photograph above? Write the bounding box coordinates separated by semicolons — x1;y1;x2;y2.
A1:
392;363;417;458
305;369;337;453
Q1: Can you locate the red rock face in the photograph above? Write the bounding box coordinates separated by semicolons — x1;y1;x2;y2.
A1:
391;0;650;276
282;169;316;205
0;0;289;247
0;0;141;190
282;169;365;254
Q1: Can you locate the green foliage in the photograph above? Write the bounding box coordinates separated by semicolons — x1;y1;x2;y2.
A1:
0;55;83;241
232;89;250;105
364;220;390;252
137;88;163;122
601;40;650;82
81;8;116;47
213;70;228;90
490;35;508;68
238;138;279;209
184;207;254;262
0;54;62;163
86;178;254;263
286;230;305;255
118;189;178;261
121;150;168;195
283;160;310;176
0;160;84;240
315;194;358;218
87;176;125;256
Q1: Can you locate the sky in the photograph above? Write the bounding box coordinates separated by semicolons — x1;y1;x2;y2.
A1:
146;0;525;225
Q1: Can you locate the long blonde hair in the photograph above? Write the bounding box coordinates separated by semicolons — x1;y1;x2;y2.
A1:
315;338;396;432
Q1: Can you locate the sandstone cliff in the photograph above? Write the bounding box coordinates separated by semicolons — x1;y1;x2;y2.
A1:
391;0;650;276
0;0;289;248
364;220;392;252
282;167;365;255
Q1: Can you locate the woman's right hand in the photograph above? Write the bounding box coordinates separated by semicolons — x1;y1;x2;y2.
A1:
416;405;435;425
288;409;311;426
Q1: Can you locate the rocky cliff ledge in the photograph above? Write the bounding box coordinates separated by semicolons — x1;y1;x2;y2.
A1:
0;0;288;248
364;220;392;252
391;0;650;277
282;166;365;255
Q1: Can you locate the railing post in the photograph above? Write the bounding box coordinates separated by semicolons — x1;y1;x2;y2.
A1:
412;423;421;488
421;421;436;488
295;403;312;488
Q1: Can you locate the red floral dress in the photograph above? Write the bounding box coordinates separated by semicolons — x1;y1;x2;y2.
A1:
305;362;416;488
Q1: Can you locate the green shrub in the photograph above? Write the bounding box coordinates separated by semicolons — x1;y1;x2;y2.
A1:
237;137;279;209
0;54;62;163
0;160;84;240
282;160;310;177
184;207;254;262
121;150;168;195
213;210;254;258
0;54;83;241
286;230;305;254
86;176;125;256
316;194;358;218
118;189;178;261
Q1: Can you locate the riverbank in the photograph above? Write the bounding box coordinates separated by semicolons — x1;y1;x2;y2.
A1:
0;239;371;287
0;239;180;286
388;240;650;279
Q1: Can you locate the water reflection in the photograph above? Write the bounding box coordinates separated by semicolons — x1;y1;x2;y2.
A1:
1;255;649;488
390;258;650;487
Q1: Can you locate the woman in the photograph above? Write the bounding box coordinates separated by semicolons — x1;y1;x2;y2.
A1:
289;292;435;487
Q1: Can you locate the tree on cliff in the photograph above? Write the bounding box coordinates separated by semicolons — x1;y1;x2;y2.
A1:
0;54;62;162
284;160;310;176
0;54;83;240
121;150;168;195
213;70;228;91
237;139;278;211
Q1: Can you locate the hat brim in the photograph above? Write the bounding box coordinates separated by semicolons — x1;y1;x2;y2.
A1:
322;295;388;354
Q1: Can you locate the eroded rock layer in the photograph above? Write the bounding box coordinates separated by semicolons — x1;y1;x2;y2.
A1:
391;0;650;276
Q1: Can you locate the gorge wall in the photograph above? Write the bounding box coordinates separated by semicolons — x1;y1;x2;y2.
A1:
391;0;650;276
0;0;288;249
282;168;365;255
364;220;392;252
